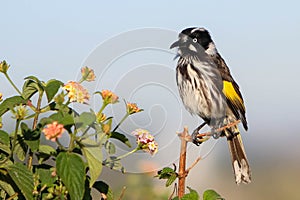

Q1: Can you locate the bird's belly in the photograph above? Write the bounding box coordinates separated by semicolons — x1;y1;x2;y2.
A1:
177;72;226;121
178;79;211;119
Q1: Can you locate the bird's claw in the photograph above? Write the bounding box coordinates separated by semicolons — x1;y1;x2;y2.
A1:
191;129;205;146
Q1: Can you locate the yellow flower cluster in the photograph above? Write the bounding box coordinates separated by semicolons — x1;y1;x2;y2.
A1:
63;81;90;104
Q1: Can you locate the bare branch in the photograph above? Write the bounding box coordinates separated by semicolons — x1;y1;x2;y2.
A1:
177;127;189;198
118;186;126;200
186;156;202;175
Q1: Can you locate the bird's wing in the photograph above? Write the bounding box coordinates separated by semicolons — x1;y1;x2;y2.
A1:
211;53;248;130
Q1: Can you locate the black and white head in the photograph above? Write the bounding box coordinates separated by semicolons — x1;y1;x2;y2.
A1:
170;27;217;56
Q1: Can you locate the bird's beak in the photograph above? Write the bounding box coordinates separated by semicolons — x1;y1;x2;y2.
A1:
170;40;180;49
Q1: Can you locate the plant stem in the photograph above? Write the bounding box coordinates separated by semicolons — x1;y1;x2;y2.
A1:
116;147;139;160
98;102;108;115
178;127;189;198
27;92;43;170
10;120;21;159
68;134;76;152
32;92;43;130
112;113;129;133
4;73;22;96
56;139;67;151
118;186;127;200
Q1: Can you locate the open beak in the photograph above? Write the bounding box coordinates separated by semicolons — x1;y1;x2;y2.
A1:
170;40;180;49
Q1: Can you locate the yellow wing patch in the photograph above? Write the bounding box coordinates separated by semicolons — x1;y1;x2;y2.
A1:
222;81;245;110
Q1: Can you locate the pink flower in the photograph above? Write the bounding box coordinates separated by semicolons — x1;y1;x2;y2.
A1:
42;121;65;142
63;81;90;104
132;129;158;155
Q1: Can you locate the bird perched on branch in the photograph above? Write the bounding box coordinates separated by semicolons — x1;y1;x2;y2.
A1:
170;27;251;184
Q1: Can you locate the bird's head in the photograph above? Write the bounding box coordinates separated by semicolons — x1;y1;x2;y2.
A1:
170;27;216;55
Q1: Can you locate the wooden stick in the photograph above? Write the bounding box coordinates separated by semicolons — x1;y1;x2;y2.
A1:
176;120;240;198
177;127;189;198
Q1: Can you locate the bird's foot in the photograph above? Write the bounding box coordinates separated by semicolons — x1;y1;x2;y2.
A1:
212;129;222;139
191;128;202;146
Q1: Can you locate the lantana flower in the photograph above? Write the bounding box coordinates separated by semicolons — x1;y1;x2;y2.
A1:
63;81;90;104
100;90;119;104
127;102;143;115
132;129;158;155
42;121;65;142
81;66;96;82
11;104;28;120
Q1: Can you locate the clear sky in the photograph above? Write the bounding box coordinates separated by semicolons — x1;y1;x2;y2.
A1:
1;1;300;199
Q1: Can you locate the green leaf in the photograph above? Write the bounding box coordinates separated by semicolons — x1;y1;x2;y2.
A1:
156;167;176;179
156;166;178;187
76;112;96;129
7;163;34;200
0;144;11;155
0;179;16;198
203;189;224;200
172;187;199;200
24;76;44;92
110;132;131;148
183;187;199;200
0;130;10;155
49;112;74;126
45;79;63;102
56;152;85;200
166;173;177;187
103;156;125;172
14;136;28;161
93;181;114;200
0;130;10;145
0;173;16;198
37;145;56;164
0;96;26;117
22;80;39;99
38;145;56;155
36;167;56;186
21;123;40;152
81;138;102;187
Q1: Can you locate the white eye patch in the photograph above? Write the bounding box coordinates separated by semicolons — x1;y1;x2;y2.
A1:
193;38;197;43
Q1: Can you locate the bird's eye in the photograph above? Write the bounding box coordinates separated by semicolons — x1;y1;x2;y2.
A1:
193;38;197;43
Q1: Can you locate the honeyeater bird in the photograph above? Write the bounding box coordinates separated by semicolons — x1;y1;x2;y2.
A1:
170;27;251;184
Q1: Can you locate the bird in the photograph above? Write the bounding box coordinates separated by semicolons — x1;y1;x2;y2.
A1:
170;27;251;184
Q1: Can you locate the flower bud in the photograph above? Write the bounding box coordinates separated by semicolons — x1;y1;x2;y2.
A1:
81;66;96;82
0;60;10;73
12;104;28;120
127;103;143;115
100;90;119;104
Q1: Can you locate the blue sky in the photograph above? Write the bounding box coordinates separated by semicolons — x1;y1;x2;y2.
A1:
1;1;300;199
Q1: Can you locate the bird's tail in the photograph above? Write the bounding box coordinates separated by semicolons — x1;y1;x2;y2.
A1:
227;132;251;184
